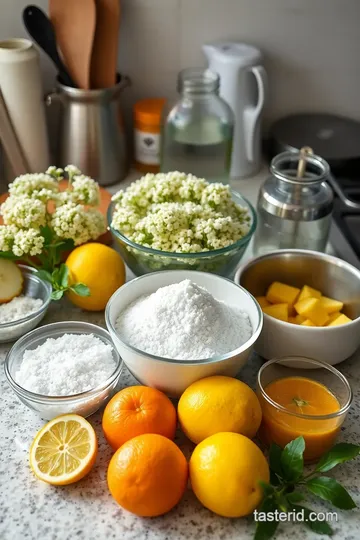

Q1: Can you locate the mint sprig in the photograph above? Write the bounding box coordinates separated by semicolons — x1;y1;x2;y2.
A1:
254;437;360;539
37;263;90;301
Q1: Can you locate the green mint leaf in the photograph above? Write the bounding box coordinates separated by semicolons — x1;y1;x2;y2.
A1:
292;504;333;536
39;225;53;246
286;491;305;504
58;238;75;252
58;264;69;287
269;443;283;476
52;267;61;285
0;251;19;260
280;437;305;482
258;481;275;498
51;290;64;301
70;283;90;297
306;477;356;510
36;269;53;283
315;443;360;473
254;496;279;540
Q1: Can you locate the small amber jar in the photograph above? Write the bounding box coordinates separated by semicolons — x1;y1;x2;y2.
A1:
134;98;166;173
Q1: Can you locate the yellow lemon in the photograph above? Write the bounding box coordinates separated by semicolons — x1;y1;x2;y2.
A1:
190;432;269;517
178;376;262;444
66;243;125;311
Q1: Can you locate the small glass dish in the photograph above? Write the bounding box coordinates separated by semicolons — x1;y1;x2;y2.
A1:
0;264;52;343
257;356;352;462
107;189;257;277
4;321;123;420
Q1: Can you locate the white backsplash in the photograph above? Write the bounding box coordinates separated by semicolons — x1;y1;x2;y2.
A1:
1;0;360;149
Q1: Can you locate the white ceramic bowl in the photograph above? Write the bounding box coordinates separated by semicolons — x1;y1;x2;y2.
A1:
105;270;263;397
235;249;360;365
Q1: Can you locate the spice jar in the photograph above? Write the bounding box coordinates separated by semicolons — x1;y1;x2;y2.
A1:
253;148;334;255
134;98;166;173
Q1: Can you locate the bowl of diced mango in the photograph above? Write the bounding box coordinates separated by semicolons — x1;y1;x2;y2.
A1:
235;249;360;365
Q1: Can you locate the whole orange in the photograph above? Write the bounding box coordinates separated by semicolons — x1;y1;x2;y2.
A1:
102;386;177;450
107;433;188;516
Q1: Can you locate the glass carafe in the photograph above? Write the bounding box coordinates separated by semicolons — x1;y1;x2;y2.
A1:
160;68;234;184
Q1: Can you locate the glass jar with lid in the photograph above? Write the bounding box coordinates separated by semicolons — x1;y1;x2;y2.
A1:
160;68;234;184
253;149;334;255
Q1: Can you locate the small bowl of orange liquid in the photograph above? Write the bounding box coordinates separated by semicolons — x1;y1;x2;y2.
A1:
257;357;352;461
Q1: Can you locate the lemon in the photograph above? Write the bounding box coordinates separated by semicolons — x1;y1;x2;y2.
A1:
178;376;262;444
190;432;269;517
66;243;125;311
0;260;23;303
29;414;98;486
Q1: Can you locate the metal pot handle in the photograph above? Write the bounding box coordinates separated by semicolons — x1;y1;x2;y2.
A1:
327;173;360;210
45;88;64;107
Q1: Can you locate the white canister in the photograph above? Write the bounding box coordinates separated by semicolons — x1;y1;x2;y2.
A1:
0;39;50;174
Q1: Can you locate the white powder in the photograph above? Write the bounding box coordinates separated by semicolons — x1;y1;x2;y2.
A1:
0;296;43;324
116;279;252;360
15;333;116;396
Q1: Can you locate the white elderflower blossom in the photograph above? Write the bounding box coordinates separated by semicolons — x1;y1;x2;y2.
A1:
69;175;100;206
46;166;64;180
0;225;17;252
51;202;106;245
1;196;46;230
64;164;81;179
12;228;45;257
8;173;59;202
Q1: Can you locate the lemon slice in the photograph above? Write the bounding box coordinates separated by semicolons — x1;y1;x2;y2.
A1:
0;260;23;303
29;414;98;485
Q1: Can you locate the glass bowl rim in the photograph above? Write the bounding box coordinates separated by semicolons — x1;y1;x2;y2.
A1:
4;321;123;402
257;356;353;420
107;189;257;258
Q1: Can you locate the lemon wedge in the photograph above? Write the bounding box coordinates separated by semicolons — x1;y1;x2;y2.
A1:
29;414;98;485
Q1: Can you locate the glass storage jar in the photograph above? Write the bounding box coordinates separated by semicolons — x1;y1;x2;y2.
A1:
160;68;234;184
253;150;334;255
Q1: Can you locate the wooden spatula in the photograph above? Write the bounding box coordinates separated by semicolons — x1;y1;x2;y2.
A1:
91;0;121;89
49;0;96;89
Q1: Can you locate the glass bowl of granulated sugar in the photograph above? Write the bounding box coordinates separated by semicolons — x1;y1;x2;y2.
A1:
106;270;263;398
4;321;123;420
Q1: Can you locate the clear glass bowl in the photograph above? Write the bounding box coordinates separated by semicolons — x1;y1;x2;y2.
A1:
0;264;52;343
107;189;257;277
4;321;123;420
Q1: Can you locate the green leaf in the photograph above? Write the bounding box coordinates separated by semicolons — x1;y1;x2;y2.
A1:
258;481;275;498
269;444;283;476
36;269;53;284
286;491;305;504
51;290;64;301
39;225;53;246
254;496;279;540
70;283;90;297
280;437;305;482
315;443;360;473
57;238;75;252
292;504;333;536
306;477;356;510
0;251;19;260
58;264;69;287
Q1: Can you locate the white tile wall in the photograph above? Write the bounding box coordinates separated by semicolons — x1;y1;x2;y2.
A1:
1;0;360;143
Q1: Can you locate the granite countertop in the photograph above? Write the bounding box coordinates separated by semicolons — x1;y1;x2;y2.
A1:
0;171;359;540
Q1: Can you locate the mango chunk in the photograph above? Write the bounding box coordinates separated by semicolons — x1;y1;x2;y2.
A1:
327;314;352;326
318;296;344;314
301;319;316;326
295;314;306;324
294;298;330;326
263;303;288;322
327;312;341;324
297;285;322;302
266;282;300;308
255;296;270;308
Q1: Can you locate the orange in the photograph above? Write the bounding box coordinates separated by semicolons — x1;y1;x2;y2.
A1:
66;243;125;311
102;386;177;450
107;433;188;516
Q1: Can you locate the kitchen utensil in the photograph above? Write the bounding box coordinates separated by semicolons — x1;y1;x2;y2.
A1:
108;189;256;277
46;75;130;186
235;249;360;364
0;39;50;173
161;68;234;183
105;270;263;398
4;321;123;420
203;42;267;178
253;149;333;255
22;5;75;87
91;0;120;89
49;0;96;90
0;88;29;177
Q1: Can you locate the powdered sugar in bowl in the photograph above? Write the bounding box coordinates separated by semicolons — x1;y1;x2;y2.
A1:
4;321;123;420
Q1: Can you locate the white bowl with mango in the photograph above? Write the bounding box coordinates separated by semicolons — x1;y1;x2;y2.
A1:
235;249;360;365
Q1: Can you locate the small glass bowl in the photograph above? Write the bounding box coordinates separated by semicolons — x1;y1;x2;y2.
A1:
257;356;352;462
107;189;257;277
4;321;123;420
0;264;52;343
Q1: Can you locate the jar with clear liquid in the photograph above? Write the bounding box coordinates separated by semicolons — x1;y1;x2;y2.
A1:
253;150;334;255
160;68;234;183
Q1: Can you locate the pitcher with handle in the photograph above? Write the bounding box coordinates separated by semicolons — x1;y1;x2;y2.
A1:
203;42;267;178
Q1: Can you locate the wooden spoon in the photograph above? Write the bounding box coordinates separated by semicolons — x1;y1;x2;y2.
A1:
49;0;96;89
91;0;121;89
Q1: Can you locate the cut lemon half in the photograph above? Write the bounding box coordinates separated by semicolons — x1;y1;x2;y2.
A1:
0;260;23;303
29;414;98;485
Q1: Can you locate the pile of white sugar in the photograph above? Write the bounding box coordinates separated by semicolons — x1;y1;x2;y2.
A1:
15;333;116;395
116;279;252;360
0;296;43;324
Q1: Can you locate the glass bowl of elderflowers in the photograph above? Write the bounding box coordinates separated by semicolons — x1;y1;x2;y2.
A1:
108;172;257;277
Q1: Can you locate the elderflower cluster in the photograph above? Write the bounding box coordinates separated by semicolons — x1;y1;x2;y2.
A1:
1;196;46;229
8;173;59;202
0;225;44;256
51;203;106;246
58;175;100;206
111;172;251;253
